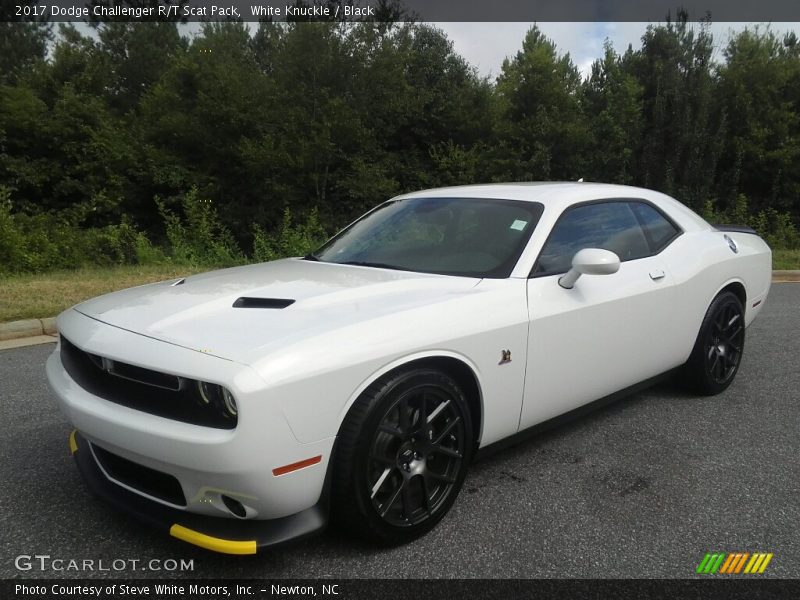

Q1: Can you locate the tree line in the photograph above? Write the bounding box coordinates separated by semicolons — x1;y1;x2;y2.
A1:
1;14;799;274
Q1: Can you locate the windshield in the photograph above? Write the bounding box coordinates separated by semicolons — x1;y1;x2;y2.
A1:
312;197;544;278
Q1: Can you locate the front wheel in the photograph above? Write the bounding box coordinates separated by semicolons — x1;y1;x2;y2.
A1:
684;291;746;395
331;368;474;544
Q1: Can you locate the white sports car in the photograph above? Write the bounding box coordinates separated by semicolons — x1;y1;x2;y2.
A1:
47;183;771;554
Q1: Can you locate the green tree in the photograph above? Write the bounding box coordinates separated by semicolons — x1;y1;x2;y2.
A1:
582;41;643;184
138;22;271;234
716;26;800;217
625;14;724;208
0;15;51;85
0;25;133;219
494;26;588;181
96;22;185;114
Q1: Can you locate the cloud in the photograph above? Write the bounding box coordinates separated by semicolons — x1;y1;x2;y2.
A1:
436;21;800;80
435;22;621;79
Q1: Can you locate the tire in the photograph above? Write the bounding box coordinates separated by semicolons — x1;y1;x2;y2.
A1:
331;368;474;545
684;291;746;395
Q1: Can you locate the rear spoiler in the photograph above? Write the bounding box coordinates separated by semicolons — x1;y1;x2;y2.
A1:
713;224;758;235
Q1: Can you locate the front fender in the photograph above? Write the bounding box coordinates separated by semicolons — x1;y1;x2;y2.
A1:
257;278;529;446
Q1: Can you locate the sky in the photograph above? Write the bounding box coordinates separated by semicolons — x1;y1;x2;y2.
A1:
71;20;800;80
435;22;800;79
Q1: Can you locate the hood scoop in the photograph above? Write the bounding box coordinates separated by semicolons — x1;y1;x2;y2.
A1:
232;297;295;309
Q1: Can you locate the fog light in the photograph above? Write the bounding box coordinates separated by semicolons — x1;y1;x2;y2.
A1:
221;494;246;518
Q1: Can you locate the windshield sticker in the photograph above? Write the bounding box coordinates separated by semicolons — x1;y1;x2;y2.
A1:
510;219;528;231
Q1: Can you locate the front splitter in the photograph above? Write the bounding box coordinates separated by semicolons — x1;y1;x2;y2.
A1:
69;430;328;554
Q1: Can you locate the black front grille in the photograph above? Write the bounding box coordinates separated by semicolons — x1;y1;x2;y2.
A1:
59;336;236;429
92;443;186;506
83;348;182;391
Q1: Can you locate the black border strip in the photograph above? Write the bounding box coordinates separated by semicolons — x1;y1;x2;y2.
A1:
3;578;800;599
6;0;800;23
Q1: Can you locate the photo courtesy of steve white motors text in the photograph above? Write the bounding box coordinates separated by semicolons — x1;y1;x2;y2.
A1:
14;583;341;597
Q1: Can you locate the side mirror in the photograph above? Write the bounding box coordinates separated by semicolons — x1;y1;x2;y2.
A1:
558;248;620;289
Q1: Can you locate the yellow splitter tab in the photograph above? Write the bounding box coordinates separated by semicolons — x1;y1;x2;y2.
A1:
169;524;256;555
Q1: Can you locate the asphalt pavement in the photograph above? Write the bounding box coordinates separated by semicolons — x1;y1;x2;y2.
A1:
1;284;798;579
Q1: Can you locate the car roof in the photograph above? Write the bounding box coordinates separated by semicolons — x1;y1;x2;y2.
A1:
394;181;709;230
397;182;659;206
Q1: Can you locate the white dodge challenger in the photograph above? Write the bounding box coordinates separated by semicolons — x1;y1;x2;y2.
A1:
47;183;771;554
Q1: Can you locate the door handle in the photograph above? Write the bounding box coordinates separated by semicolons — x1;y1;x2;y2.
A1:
649;269;665;281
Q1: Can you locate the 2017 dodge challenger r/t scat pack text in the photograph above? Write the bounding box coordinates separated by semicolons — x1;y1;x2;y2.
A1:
46;183;771;554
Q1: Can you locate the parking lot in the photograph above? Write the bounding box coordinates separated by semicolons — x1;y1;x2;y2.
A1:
1;284;797;579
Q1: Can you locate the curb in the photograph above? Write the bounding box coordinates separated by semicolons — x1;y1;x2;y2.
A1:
772;270;800;282
1;271;799;347
0;335;58;351
0;317;57;342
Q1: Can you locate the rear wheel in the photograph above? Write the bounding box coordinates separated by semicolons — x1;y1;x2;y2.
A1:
685;291;745;395
331;368;473;544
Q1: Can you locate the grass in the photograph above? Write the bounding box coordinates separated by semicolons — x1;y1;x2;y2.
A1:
772;249;800;270
1;250;799;324
0;264;209;323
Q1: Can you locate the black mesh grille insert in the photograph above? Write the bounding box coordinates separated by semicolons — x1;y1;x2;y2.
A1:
107;360;181;391
59;336;236;429
92;443;186;506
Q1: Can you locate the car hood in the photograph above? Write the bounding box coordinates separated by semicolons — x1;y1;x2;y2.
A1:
73;259;480;365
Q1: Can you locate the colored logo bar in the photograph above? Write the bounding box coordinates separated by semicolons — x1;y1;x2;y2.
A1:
696;552;773;574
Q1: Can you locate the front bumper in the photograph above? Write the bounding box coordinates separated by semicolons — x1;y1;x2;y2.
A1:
48;341;332;519
70;430;327;554
47;309;337;553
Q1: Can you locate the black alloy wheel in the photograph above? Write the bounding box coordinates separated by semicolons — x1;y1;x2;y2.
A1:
367;383;466;527
705;297;745;386
686;291;746;395
331;368;474;544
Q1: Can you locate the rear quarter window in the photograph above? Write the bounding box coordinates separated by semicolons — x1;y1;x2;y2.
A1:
630;202;681;252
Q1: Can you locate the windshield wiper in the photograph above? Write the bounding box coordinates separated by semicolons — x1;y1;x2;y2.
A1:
340;260;405;271
303;253;320;261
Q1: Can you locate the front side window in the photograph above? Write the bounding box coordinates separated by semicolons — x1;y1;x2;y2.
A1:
312;197;544;278
533;201;652;276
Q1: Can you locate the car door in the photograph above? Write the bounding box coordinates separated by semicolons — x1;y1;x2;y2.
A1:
520;200;681;429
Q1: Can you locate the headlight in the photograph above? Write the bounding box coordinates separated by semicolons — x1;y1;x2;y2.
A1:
194;381;237;419
196;381;214;405
222;387;238;417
